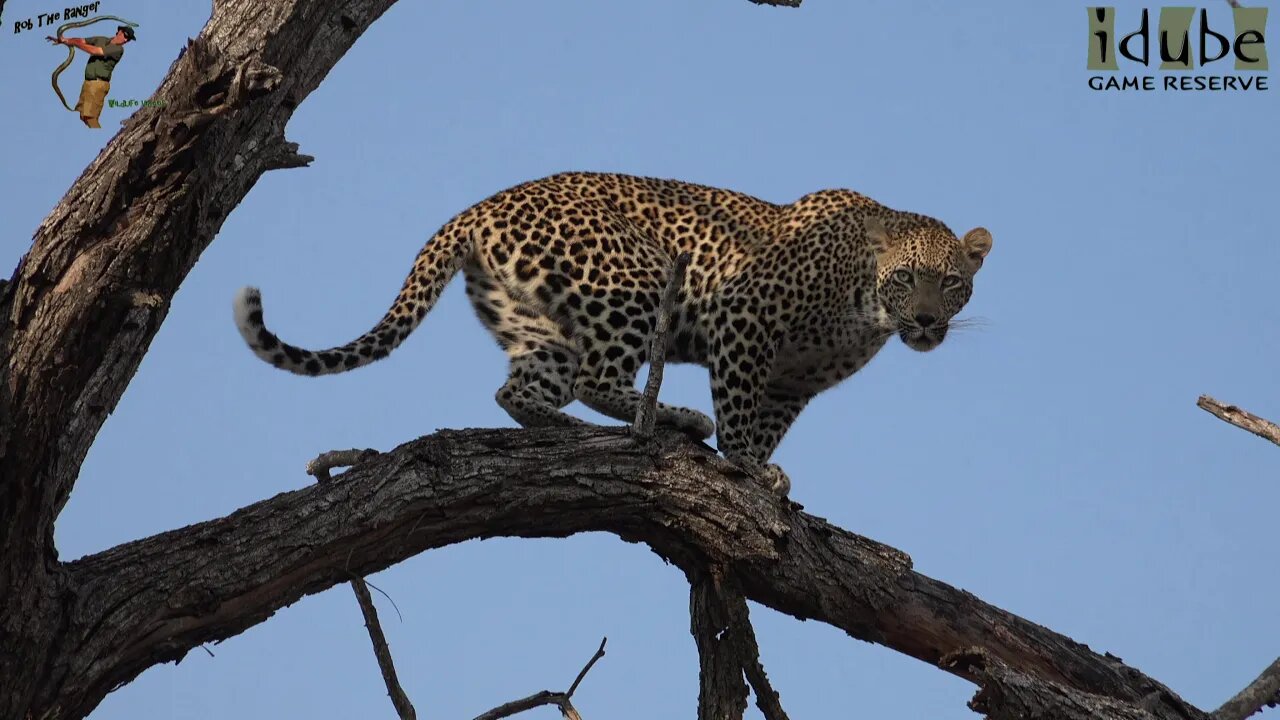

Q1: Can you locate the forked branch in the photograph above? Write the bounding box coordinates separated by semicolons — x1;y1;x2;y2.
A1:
722;590;789;720
473;637;608;720
690;573;790;720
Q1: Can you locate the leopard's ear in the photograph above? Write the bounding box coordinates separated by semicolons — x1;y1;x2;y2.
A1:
961;227;993;270
864;216;895;254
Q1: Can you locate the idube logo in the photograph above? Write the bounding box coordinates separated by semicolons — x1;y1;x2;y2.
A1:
1087;6;1269;91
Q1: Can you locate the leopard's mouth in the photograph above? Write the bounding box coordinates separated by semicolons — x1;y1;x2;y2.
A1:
899;324;947;352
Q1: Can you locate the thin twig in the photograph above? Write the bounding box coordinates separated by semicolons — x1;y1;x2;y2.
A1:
351;579;417;720
363;578;404;623
1214;657;1280;720
566;637;608;698
1197;395;1280;449
634;252;692;437
472;637;608;720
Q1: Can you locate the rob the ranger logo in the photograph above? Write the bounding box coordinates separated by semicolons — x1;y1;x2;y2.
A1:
1087;6;1269;92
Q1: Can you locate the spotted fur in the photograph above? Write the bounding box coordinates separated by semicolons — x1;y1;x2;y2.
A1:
233;172;992;495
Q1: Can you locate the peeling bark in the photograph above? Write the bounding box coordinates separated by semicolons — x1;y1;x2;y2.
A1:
944;648;1189;720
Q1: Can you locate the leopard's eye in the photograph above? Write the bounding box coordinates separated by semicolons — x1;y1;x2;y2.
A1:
941;274;963;289
892;269;913;285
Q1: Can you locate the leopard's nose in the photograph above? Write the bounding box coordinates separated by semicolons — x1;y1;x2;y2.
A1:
914;313;938;328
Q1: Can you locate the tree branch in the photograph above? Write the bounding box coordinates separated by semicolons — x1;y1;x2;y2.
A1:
1198;395;1280;449
721;587;789;720
308;450;418;720
0;1;400;712
944;648;1165;720
351;578;417;720
0;2;805;706
472;637;607;720
634;252;691;437
0;0;1259;716
690;572;790;720
691;575;750;720
1214;657;1280;720
566;637;609;699
473;691;566;720
41;426;1211;719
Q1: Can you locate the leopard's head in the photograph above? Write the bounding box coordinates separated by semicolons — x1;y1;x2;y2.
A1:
867;216;992;352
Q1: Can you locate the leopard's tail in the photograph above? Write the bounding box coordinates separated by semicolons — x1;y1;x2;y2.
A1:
233;219;475;377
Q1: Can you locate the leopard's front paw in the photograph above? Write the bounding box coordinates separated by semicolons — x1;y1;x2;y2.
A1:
724;452;792;497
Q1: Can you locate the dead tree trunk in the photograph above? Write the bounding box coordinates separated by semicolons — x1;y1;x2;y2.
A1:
0;1;1272;719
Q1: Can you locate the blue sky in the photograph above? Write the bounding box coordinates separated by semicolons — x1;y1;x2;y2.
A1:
2;0;1277;718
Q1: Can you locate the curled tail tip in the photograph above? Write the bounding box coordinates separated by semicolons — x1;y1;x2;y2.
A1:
233;286;265;330
234;285;262;309
233;286;263;320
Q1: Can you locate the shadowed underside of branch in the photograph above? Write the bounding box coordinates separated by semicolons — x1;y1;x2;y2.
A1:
40;426;1214;719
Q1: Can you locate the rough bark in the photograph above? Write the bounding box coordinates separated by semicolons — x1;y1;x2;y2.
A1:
945;649;1167;720
1;426;1213;718
691;575;751;720
689;571;790;720
1198;395;1280;449
1214;658;1280;720
0;0;395;714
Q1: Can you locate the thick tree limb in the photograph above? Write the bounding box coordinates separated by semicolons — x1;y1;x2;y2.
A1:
1214;657;1280;720
691;576;751;720
1198;396;1280;449
0;0;399;713
23;426;1211;719
690;572;790;720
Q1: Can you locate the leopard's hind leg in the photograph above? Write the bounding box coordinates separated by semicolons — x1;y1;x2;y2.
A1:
567;285;714;439
464;263;585;428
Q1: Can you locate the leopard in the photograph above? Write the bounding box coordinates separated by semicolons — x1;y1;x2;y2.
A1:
233;171;993;496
